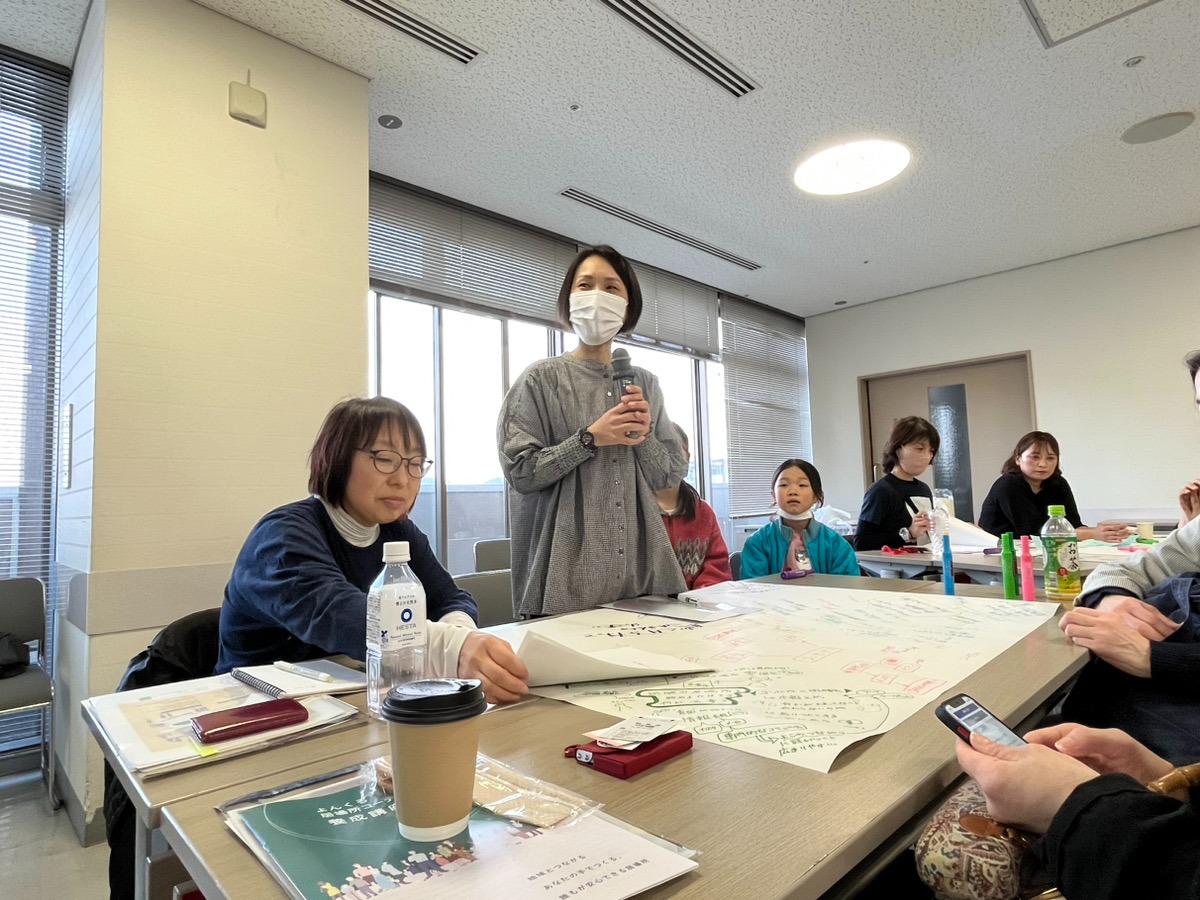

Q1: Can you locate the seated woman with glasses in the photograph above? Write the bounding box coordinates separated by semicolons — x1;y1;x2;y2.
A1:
217;397;528;704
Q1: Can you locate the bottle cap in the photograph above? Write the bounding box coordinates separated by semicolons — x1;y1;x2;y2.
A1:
382;541;411;563
1001;532;1015;554
1047;505;1066;517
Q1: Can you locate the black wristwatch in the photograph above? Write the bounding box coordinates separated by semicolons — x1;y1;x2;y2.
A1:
578;427;597;454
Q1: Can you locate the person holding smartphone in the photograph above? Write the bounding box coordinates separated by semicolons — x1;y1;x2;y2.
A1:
1053;350;1200;762
957;723;1199;900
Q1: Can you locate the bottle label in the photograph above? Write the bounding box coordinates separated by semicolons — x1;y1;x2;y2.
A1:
380;582;426;650
365;584;394;654
1041;537;1082;597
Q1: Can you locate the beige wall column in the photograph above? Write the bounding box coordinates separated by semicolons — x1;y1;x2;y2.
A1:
57;0;369;842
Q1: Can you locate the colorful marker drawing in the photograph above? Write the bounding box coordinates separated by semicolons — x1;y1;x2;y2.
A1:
529;588;1056;772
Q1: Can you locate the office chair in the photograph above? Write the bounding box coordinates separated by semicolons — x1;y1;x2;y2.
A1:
729;551;742;581
0;576;59;810
473;538;511;573
454;570;517;628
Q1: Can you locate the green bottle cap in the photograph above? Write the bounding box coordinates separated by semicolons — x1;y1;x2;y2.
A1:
1001;532;1015;554
1047;505;1066;517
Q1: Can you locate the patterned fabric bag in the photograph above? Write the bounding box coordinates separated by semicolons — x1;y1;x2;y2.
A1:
913;779;1059;900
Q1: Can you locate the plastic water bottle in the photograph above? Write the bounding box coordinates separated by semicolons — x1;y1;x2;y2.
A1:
929;503;951;561
366;541;426;718
1040;505;1081;604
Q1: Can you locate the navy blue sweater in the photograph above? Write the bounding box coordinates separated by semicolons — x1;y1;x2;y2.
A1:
216;497;476;673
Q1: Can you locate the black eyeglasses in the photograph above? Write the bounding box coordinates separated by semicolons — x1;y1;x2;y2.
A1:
360;449;434;478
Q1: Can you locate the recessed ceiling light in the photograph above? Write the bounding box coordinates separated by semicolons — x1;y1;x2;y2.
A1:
794;139;912;196
1121;112;1194;144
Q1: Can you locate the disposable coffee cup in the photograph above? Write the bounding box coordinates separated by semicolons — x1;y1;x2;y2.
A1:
1137;521;1154;540
381;678;486;841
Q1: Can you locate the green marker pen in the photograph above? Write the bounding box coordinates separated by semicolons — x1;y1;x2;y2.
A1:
1001;532;1017;600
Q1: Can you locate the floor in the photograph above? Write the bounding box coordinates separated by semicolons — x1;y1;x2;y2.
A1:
0;771;109;899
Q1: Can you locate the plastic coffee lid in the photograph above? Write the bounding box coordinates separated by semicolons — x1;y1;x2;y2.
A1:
1046;505;1066;516
382;541;410;563
380;679;486;724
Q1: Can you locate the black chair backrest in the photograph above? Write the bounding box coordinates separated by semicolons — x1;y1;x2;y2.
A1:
116;607;222;693
1;577;45;645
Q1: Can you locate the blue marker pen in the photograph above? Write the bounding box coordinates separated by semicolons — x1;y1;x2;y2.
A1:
942;534;955;595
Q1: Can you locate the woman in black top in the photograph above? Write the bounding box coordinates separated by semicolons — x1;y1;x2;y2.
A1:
854;416;940;551
978;431;1127;541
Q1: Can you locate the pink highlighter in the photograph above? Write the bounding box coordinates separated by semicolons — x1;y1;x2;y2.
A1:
1020;535;1037;601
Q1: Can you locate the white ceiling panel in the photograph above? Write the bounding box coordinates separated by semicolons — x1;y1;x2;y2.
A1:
3;0;1197;317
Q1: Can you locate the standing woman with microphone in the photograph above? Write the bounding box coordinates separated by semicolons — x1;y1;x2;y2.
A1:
498;245;688;615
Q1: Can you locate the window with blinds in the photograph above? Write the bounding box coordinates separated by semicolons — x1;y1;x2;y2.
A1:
368;177;721;359
721;298;810;517
0;47;67;750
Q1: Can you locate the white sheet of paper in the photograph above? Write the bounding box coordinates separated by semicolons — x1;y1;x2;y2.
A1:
599;597;745;622
377;811;697;899
946;516;1004;550
515;630;714;687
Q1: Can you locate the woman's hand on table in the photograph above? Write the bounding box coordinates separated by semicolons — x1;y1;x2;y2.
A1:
458;632;529;704
1079;522;1132;543
1092;594;1181;641
1059;607;1152;677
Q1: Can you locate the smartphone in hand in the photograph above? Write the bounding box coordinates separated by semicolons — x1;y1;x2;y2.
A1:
936;693;1026;747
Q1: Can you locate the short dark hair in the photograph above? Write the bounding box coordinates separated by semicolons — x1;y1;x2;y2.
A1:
308;397;426;507
555;245;643;333
1001;431;1062;478
881;417;940;471
772;458;825;507
1186;350;1200;381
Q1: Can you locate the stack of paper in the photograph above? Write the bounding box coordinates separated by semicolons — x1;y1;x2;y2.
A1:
84;674;358;777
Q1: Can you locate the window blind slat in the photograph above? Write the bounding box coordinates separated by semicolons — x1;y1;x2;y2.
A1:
369;179;721;359
369;180;576;325
0;46;67;749
722;298;810;516
629;264;719;360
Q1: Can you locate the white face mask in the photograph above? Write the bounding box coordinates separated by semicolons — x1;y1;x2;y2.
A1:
777;507;813;523
569;290;627;346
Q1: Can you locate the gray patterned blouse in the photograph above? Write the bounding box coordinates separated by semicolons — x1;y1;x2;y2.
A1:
497;352;689;616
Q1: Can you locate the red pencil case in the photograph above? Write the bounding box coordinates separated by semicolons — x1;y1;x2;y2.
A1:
563;730;692;779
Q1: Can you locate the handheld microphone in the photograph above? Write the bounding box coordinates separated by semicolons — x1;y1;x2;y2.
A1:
610;348;640;438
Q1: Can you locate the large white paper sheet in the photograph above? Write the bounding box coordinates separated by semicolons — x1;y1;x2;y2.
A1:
530;587;1058;773
510;630;713;686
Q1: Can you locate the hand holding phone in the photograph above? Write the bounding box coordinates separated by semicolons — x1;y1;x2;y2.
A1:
936;693;1025;747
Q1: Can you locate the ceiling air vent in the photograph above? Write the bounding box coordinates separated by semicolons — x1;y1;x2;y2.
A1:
561;188;761;271
596;0;756;98
337;0;480;64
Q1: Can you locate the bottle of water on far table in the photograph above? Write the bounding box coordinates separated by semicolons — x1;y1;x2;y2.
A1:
929;490;954;561
1040;505;1081;604
366;541;427;718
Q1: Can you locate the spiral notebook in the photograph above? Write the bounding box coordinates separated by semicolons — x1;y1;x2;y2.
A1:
230;660;367;699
